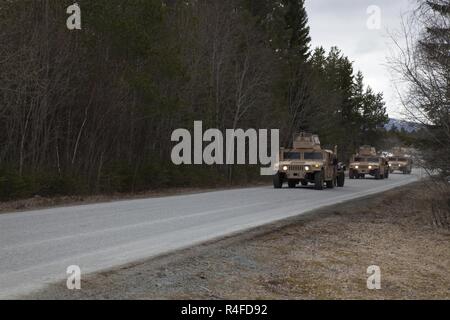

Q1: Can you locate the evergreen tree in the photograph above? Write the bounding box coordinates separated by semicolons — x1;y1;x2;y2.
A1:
282;0;311;61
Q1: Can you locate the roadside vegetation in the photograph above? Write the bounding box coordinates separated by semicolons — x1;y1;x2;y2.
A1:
389;0;450;178
0;0;388;200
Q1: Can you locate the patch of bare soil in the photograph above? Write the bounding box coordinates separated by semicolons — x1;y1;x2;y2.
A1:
24;182;450;300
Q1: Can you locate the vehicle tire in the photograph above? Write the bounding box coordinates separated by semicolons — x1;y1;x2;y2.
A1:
288;180;297;188
349;170;355;179
314;171;324;190
301;180;308;186
326;179;334;189
375;170;381;180
273;173;283;189
337;172;345;187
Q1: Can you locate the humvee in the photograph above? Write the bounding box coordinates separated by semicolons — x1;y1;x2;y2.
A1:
349;146;389;180
389;147;413;174
273;133;345;190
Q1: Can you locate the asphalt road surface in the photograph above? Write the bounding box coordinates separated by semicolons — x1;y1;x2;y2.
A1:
0;171;421;298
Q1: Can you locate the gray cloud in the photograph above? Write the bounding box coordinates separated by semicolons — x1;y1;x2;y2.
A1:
305;0;415;118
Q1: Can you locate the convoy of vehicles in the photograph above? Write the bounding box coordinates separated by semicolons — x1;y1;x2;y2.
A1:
348;146;390;180
273;133;345;190
273;133;413;190
388;147;413;174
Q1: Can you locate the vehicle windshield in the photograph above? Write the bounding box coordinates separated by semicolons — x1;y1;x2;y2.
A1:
283;152;301;160
354;157;364;162
389;157;396;161
368;157;379;163
303;152;323;160
398;158;407;162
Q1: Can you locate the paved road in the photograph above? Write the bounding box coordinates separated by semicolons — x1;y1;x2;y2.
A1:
0;171;421;298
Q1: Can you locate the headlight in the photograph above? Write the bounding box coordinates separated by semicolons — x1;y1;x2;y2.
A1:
315;164;320;168
389;164;392;167
369;166;372;169
283;166;288;171
304;166;310;171
355;165;359;169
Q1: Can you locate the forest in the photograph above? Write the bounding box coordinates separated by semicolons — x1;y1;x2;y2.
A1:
0;0;390;199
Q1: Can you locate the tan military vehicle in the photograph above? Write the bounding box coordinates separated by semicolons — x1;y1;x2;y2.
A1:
349;146;389;180
389;147;413;174
273;133;345;190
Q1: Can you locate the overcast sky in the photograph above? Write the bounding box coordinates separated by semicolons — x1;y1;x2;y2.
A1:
305;0;415;119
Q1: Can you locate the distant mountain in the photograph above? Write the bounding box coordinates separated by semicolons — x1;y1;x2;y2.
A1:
385;118;420;133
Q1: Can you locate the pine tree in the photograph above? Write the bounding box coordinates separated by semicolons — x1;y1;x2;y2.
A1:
417;0;450;174
244;0;311;61
282;0;311;61
244;0;312;146
420;1;449;121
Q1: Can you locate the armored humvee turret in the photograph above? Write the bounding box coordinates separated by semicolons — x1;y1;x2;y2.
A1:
273;133;345;190
388;147;413;174
349;146;389;180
